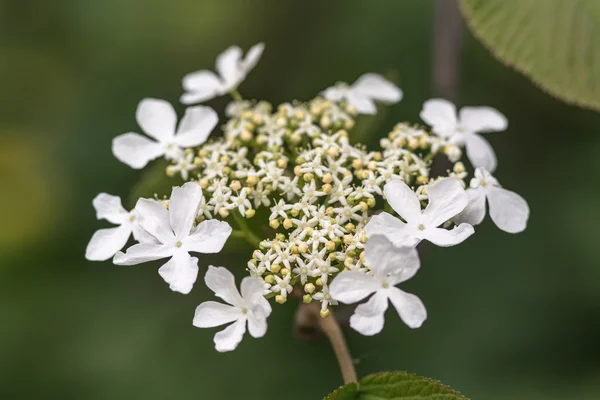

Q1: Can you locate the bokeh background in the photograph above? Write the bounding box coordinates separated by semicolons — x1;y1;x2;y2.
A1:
2;0;600;399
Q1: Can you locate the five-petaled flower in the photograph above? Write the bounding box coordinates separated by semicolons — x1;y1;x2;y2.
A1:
85;193;155;261
193;266;271;352
365;178;474;247
420;98;507;172
455;168;529;233
181;43;265;104
112;98;218;169
330;234;426;335
113;182;232;294
323;73;402;115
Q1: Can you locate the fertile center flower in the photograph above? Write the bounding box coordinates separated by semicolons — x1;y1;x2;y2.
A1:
113;182;232;294
365;178;474;247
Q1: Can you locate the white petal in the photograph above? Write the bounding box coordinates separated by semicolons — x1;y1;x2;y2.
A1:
459;106;507;133
85;225;132;261
240;276;268;305
247;307;268;338
465;133;497;173
383;179;421;223
169;182;203;240
351;73;402;103
204;266;243;307
112;133;164;169
113;243;174;265
185;219;232;253
387;287;427;329
193;301;241;328
131;221;160;244
241;42;265;73
214;318;246;352
175;106;218;147
157;251;199;294
347;91;377;114
181;70;223;104
349;291;388;336
365;212;419;247
136;98;177;142
92;193;128;224
364;235;420;278
329;271;379;304
422;223;474;247
454;188;486;226
419;98;457;137
322;86;344;102
487;186;529;233
422;178;468;228
216;46;243;89
135;198;175;244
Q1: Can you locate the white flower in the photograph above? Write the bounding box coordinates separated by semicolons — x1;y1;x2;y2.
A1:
366;178;474;247
330;235;425;335
323;73;402;115
455;168;529;233
112;98;218;169
228;188;252;215
181;43;265;104
270;273;293;299
419;98;507;172
113;182;232;294
85;193;154;261
193;266;271;352
292;258;312;285
269;199;293;220
312;285;338;312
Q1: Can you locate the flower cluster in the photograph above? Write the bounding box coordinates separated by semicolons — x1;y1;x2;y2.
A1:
86;43;530;351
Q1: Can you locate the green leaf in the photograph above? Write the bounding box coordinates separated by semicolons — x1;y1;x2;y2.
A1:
325;371;469;399
460;0;600;111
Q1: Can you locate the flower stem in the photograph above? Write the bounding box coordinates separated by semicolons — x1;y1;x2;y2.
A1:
229;89;243;102
299;302;358;385
231;212;261;248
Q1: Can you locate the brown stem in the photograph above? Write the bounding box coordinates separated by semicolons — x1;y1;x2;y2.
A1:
296;302;358;385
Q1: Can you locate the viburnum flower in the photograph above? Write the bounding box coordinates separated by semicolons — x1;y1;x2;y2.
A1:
420;98;507;172
113;182;232;294
330;234;426;335
455;168;530;233
193;266;271;352
112;98;218;169
85;193;155;261
365;178;474;247
322;73;403;115
180;43;265;104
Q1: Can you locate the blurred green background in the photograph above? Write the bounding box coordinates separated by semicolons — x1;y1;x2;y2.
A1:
2;0;600;399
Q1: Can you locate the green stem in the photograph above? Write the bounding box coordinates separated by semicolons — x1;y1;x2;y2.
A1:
229;89;243;102
231;212;261;248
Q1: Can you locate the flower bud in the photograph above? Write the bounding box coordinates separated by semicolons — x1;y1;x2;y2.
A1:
359;201;368;212
280;268;290;276
229;180;242;191
269;219;280;229
322;173;333;184
304;283;316;294
320;309;330;318
218;208;229;218
322;183;332;193
325;241;336;251
298;242;308;253
245;209;255;218
303;294;313;304
303;173;314;182
264;275;275;284
367;197;376;208
270;264;281;273
199;178;209;189
294;165;302;176
275;295;287;304
277;159;287;169
283;218;293;229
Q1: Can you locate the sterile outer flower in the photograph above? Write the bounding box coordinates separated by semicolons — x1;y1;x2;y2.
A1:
181;43;265;104
455;168;529;233
419;98;507;172
330;234;425;335
365;178;474;247
85;193;154;261
113;182;232;294
323;73;403;115
193;266;271;352
112;98;218;169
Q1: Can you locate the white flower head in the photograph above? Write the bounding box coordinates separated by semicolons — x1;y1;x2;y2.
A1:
112;98;218;169
181;43;265;104
113;182;232;294
455;168;529;233
193;266;271;352
366;178;474;247
330;235;425;335
420;98;507;172
85;193;155;261
323;73;402;115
